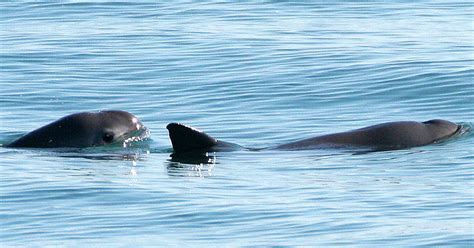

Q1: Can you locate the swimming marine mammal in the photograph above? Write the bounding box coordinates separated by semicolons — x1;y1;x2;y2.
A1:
167;119;460;154
7;110;149;148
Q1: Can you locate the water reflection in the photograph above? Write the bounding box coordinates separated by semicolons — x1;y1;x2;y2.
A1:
166;152;217;177
57;150;147;161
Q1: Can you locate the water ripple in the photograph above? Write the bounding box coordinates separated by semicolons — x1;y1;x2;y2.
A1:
1;1;473;247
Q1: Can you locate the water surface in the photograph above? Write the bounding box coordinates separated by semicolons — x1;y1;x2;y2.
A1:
1;1;473;247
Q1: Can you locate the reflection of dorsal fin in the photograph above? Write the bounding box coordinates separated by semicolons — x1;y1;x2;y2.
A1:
166;123;218;153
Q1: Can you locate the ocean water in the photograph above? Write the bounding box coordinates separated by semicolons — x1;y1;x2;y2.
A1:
1;1;473;247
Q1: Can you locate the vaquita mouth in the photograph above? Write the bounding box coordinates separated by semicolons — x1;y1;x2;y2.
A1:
124;126;151;142
109;125;151;148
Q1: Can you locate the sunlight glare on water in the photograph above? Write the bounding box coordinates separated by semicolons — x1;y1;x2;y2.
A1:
0;1;473;247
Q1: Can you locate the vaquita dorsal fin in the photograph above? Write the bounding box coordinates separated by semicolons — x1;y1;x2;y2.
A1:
166;123;218;153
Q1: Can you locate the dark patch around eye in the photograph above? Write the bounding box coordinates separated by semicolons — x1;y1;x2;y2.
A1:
102;132;115;143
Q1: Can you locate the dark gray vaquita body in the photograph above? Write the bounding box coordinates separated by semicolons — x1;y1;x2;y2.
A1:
167;119;460;154
7;110;148;148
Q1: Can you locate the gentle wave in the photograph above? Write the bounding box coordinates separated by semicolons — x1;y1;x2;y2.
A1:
1;1;473;247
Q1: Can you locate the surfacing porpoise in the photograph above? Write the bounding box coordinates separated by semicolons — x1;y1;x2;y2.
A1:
166;119;460;154
6;110;149;148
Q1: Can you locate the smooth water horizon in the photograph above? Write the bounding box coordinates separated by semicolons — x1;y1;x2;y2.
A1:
1;1;473;247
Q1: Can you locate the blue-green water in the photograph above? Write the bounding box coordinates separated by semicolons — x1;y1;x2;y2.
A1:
1;1;473;247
